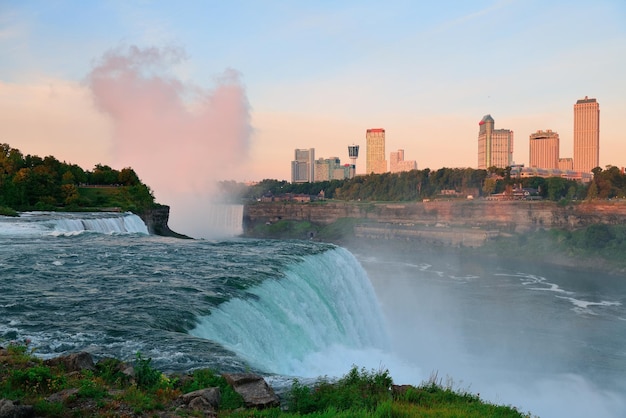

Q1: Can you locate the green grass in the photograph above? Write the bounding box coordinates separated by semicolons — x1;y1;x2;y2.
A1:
76;186;155;212
222;367;533;418
1;342;533;417
248;220;319;240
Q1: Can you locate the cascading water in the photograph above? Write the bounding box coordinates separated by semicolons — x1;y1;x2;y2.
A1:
0;212;149;236
203;203;244;238
190;246;391;377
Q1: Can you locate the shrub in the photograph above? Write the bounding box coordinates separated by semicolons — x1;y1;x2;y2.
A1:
0;205;18;216
286;366;393;414
95;357;129;387
8;364;65;394
133;352;162;389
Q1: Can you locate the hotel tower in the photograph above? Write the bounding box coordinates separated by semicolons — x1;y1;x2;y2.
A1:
477;115;514;169
529;130;559;169
291;148;315;183
573;96;600;173
366;128;387;174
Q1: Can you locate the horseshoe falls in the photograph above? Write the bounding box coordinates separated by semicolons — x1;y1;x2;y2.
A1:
190;246;390;377
0;213;391;382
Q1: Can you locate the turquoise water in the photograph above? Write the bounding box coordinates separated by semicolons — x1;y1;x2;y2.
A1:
0;216;385;377
1;212;625;417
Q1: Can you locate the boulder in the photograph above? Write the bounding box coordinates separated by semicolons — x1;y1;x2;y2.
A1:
44;352;95;372
0;399;34;418
175;388;220;417
45;388;79;404
222;373;279;409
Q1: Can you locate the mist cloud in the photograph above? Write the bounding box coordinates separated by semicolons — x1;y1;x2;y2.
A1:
87;45;252;237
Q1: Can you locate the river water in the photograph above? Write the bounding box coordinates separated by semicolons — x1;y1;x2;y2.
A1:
0;212;624;418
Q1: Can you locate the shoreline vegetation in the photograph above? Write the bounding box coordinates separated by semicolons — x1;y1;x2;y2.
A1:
242;208;626;276
0;341;533;417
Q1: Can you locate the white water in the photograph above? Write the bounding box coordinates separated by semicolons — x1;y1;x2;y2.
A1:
167;199;244;239
0;212;149;236
203;203;244;238
191;246;396;377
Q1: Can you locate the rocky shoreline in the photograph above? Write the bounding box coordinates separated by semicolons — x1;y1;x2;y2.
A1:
0;346;279;417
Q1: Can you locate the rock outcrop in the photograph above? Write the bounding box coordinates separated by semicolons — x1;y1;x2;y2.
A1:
0;399;34;418
44;351;95;372
138;205;191;239
244;200;626;246
222;373;280;409
175;388;221;417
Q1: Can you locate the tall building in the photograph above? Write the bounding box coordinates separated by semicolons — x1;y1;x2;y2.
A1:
390;149;417;173
366;128;387;174
529;130;559;169
314;157;352;181
573;96;600;173
291;148;315;183
477;114;514;169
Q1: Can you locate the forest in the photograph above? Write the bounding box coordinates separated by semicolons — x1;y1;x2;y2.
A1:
238;165;626;203
0;143;156;214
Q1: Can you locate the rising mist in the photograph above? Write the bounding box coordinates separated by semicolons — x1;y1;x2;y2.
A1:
87;45;251;238
347;241;626;418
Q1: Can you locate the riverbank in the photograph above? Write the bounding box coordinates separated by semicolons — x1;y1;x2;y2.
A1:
0;342;532;417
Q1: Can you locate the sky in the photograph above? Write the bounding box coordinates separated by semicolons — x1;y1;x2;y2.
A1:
1;0;625;231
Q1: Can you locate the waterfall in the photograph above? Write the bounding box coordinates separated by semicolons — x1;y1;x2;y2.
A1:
0;212;149;236
190;246;390;376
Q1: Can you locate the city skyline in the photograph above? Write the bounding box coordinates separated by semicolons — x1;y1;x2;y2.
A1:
1;2;625;193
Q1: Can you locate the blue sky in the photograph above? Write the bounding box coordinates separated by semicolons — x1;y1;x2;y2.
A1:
1;0;625;185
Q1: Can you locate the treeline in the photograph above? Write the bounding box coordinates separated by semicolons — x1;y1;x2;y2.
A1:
235;165;626;202
0;143;155;212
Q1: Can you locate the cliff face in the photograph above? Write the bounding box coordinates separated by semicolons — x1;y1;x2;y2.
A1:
138;205;191;239
243;200;626;246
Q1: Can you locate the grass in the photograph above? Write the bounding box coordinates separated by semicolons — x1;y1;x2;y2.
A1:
1;341;534;417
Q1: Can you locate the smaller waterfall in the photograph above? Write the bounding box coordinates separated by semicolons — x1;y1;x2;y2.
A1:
0;212;149;236
201;204;244;238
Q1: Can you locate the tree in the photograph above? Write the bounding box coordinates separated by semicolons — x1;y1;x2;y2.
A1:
61;184;80;205
586;181;598;201
118;167;140;186
482;177;497;195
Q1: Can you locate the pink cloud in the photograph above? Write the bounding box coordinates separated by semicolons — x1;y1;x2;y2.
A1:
86;45;252;238
87;45;251;198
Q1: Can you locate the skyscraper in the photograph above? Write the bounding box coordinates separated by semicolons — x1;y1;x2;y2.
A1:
573;96;600;173
477;115;514;169
529;130;559;169
366;128;387;174
291;148;315;183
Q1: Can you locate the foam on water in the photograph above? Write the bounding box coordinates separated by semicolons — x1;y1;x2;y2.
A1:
0;212;149;236
191;246;392;377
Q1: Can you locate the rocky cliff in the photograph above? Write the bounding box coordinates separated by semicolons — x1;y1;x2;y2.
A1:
243;200;626;246
138;205;191;239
